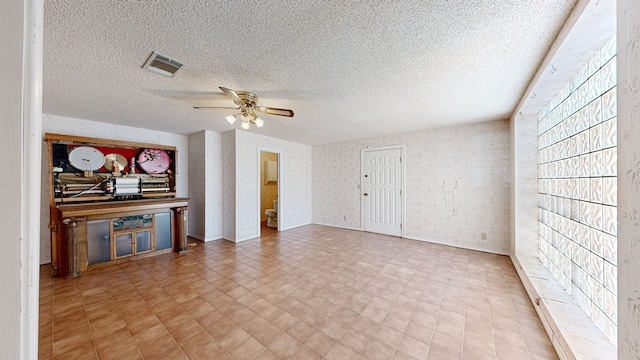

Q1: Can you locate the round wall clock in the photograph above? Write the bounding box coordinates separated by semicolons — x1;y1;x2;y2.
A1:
68;146;105;171
137;148;171;174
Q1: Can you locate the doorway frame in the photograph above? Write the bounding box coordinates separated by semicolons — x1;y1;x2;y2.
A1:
257;147;282;234
360;144;406;237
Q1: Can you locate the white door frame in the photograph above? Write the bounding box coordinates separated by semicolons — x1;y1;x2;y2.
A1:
360;145;406;237
257;147;282;233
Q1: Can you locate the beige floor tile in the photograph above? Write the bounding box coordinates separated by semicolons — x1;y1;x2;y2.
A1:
325;341;361;359
362;338;396;360
131;322;168;344
52;333;93;356
290;345;323;360
93;327;137;359
52;318;90;343
38;225;556;360
169;317;205;343
52;339;97;360
351;315;382;338
396;334;430;360
320;317;352;340
427;342;463;360
462;348;496;360
137;332;177;359
339;329;371;353
304;330;337;356
149;344;188;360
177;330;217;356
254;349;280;360
229;337;266;359
267;333;302;358
286;320;316;343
373;325;403;349
88;312;127;338
217;326;251;351
188;341;229;359
181;296;216;319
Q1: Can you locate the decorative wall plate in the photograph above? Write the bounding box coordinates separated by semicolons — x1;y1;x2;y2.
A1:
68;146;105;171
137;148;171;174
103;153;128;172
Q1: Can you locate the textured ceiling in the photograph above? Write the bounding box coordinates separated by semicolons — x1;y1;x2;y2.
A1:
43;0;577;145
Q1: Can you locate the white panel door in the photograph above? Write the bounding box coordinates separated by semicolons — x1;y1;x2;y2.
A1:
362;147;402;236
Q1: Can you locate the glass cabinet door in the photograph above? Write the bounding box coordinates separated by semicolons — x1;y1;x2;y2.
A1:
87;220;110;264
115;233;133;257
155;212;172;250
136;230;152;253
107;213;168;261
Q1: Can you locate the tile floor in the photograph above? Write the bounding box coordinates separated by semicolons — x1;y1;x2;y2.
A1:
39;225;558;360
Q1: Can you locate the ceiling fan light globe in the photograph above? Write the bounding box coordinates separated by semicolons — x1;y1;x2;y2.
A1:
240;121;251;130
225;114;237;125
241;113;251;122
255;118;264;127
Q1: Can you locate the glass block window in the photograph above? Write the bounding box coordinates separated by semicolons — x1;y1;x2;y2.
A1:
537;37;617;344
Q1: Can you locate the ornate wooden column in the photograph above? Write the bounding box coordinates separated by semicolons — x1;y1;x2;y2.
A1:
175;207;188;253
62;217;84;277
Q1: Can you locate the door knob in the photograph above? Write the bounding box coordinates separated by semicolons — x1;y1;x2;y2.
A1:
363;193;368;196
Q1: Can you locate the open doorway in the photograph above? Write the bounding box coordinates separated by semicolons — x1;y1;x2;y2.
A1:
259;150;279;235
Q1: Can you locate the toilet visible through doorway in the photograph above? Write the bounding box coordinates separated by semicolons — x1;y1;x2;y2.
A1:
265;199;277;227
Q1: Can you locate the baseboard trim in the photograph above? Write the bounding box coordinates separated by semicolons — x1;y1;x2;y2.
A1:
188;234;223;242
279;222;312;232
235;234;260;243
402;235;510;256
308;224;509;256
310;222;361;232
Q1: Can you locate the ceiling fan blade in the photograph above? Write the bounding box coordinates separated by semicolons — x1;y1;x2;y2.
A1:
219;86;242;102
255;106;295;117
193;106;239;110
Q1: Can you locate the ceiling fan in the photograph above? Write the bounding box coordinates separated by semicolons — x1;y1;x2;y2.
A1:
194;87;294;129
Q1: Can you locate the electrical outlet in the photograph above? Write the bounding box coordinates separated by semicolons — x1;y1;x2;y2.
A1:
343;215;347;221
481;232;487;240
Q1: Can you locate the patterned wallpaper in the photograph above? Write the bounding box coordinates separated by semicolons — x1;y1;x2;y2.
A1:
537;37;617;343
312;119;511;254
617;0;640;357
226;130;312;241
188;131;222;241
188;131;206;238
221;131;236;240
204;131;223;240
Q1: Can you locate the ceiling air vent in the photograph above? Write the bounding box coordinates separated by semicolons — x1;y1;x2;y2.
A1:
142;51;183;77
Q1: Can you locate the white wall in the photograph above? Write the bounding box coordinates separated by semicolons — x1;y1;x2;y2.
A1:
188;131;206;238
617;0;640;357
222;131;236;240
2;5;25;358
511;113;539;259
188;130;222;241
313;119;511;254
223;130;313;242
40;114;189;263
2;0;42;358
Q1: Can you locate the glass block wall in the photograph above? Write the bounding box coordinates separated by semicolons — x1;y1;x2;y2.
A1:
537;37;617;343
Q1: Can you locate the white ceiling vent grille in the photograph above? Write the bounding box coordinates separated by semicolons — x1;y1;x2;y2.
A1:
142;51;183;77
